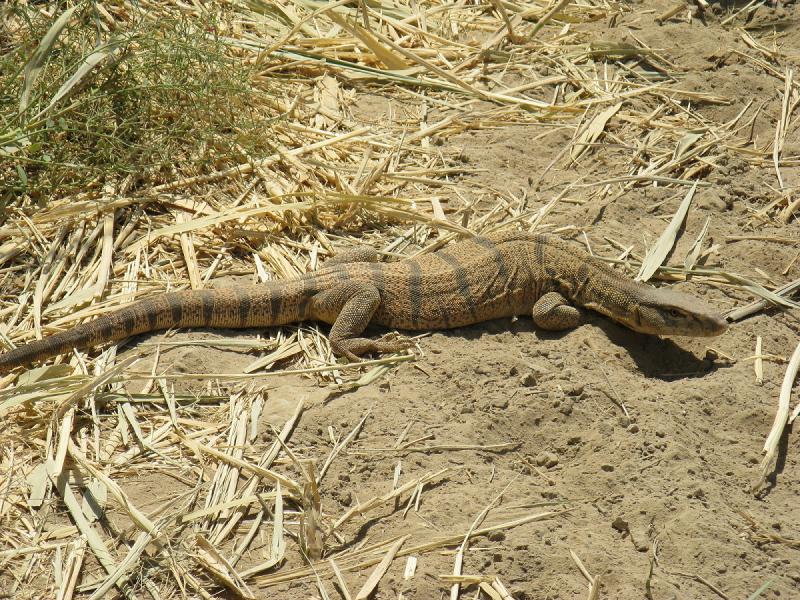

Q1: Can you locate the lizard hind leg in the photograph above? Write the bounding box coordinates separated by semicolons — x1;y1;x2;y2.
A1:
318;282;413;361
323;246;379;268
532;291;582;331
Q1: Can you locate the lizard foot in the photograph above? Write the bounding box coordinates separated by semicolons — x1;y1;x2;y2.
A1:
373;332;415;352
331;333;415;362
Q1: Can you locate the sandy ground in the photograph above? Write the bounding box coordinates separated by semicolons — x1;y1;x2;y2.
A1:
3;2;799;599
110;4;800;599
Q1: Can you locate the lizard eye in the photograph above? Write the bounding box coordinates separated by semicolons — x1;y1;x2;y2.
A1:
668;308;682;318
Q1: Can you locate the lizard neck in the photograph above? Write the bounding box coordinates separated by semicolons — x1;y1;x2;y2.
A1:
533;236;650;321
563;257;646;318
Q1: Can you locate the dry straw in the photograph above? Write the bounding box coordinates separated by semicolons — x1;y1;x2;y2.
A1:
0;0;796;598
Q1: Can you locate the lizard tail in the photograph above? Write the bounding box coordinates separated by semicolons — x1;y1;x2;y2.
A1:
0;282;313;373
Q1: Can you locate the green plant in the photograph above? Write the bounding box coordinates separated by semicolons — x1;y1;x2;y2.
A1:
0;2;278;214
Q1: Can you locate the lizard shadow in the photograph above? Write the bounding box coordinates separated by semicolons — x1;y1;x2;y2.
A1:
585;319;726;380
434;316;726;381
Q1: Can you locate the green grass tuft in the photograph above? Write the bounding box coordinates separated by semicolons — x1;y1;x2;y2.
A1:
0;3;279;214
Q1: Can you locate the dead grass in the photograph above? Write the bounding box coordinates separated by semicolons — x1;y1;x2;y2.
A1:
0;0;798;598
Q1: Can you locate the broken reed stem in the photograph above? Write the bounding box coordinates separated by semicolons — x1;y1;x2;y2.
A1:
123;354;415;381
530;0;573;37
727;277;800;321
752;340;800;495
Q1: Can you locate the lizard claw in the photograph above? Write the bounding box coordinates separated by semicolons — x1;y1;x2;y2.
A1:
375;332;415;351
341;350;361;362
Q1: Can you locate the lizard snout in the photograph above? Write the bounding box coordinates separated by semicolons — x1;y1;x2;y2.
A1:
705;313;729;336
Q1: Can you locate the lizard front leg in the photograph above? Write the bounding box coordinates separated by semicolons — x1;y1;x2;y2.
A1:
313;282;413;360
532;291;582;331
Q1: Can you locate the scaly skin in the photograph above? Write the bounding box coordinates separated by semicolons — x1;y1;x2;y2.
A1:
0;231;728;371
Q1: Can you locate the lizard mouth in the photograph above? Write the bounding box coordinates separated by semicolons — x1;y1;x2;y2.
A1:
660;314;729;337
614;312;729;337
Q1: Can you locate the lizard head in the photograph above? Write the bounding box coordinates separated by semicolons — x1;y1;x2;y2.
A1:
604;285;729;337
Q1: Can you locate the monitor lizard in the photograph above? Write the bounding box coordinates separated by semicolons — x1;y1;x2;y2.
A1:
0;230;728;372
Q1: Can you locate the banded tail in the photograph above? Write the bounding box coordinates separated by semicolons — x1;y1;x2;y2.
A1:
0;281;315;373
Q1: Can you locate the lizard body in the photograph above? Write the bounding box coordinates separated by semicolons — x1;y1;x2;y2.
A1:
0;231;728;372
